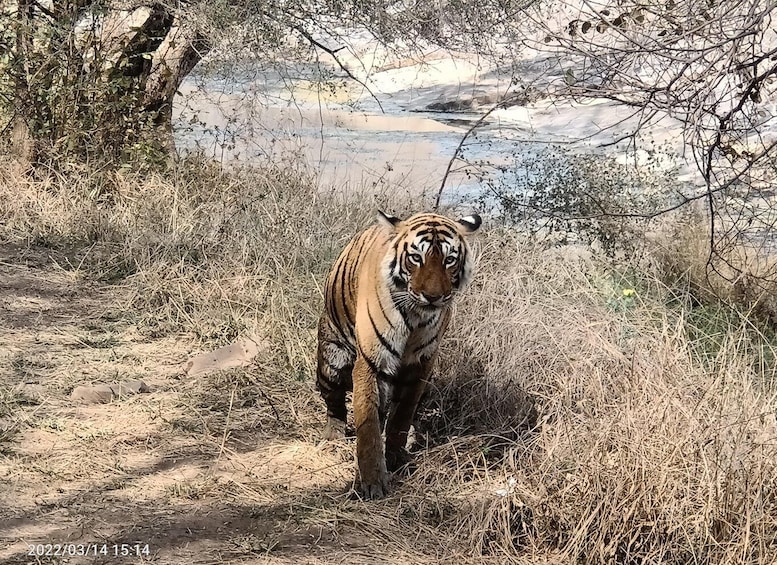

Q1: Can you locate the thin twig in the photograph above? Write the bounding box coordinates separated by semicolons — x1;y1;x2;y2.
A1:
434;102;503;211
216;383;237;465
294;26;384;114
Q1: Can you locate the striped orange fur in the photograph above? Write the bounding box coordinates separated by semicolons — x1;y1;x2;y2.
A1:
316;210;481;499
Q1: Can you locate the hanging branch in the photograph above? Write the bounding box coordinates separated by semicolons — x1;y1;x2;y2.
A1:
293;25;384;114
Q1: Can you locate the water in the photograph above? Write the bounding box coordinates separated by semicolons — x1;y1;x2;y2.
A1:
171;66;696;216
172;72;549;207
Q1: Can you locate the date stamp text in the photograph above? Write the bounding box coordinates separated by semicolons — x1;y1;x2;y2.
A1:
28;543;150;557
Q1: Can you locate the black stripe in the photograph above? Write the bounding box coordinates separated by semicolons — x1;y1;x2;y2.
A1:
357;342;381;375
392;275;407;290
325;302;352;346
349;234;371;279
375;289;396;331
390;293;412;330
386;238;401;276
326;293;339;325
340;284;354;326
414;333;438;354
413;239;435;250
409;219;441;229
352;233;371;258
343;259;356;303
341;233;376;331
337;262;354;325
368;306;400;359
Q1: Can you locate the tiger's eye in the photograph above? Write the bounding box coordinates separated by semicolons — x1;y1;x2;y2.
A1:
408;253;423;265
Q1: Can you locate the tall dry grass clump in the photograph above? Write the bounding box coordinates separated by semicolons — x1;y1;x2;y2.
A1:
652;205;777;329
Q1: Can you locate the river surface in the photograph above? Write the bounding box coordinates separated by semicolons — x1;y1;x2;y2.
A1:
172;67;562;207
171;63;694;210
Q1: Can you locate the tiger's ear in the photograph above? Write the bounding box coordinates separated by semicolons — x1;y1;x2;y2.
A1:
457;213;482;234
377;209;403;232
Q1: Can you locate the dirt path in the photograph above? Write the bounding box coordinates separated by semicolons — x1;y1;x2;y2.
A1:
0;244;417;564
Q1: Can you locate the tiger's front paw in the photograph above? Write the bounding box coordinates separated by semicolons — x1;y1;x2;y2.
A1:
358;471;390;500
385;447;414;474
322;417;346;441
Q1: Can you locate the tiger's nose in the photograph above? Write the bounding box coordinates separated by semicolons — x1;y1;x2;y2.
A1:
421;292;445;304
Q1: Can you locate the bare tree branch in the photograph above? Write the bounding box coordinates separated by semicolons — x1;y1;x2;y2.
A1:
434;102;505;211
293;25;385;114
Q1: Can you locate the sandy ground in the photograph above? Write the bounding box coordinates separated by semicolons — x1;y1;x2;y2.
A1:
0;243;415;564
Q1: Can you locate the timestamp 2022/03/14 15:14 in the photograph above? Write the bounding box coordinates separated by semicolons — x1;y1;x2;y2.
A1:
27;543;151;557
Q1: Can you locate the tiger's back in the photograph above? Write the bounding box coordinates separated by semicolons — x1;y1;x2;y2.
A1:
316;211;481;499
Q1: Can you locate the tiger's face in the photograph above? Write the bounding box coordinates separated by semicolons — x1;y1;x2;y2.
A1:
378;211;481;309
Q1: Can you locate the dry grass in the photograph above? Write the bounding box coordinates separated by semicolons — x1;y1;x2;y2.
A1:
652;204;777;328
0;156;776;564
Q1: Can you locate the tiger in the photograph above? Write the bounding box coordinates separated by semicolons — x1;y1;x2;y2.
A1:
316;210;482;499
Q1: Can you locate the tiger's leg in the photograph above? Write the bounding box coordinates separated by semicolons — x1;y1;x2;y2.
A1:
384;361;432;473
316;322;355;441
352;354;389;499
317;359;352;440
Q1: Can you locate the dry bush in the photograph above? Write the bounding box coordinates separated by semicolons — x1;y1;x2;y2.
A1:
652;205;777;327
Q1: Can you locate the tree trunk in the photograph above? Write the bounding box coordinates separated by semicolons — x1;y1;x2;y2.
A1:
6;1;210;167
142;24;212;155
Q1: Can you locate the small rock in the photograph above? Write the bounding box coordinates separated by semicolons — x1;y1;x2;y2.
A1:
70;379;150;404
184;335;269;377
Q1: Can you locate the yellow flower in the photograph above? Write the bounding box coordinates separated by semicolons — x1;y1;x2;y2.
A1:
622;288;636;297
